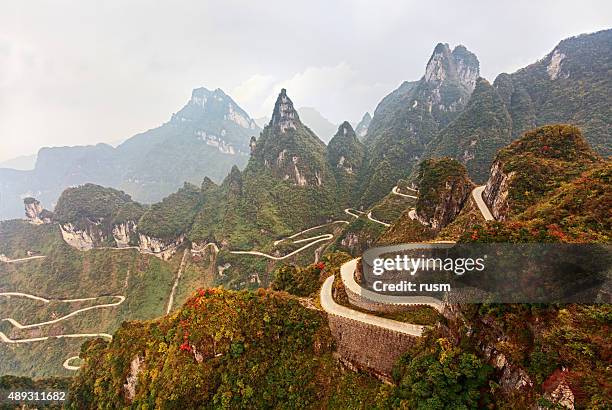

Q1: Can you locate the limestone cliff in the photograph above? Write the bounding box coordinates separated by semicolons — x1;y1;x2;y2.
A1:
138;233;185;260
482;124;600;220
415;158;474;231
23;197;52;224
251;89;335;188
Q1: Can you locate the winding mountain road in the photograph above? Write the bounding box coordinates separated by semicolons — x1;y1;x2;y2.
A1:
345;208;391;227
319;183;497;338
339;258;444;312
0;293;125;329
366;211;391;227
230;220;350;261
0;331;112;344
62;356;81;371
344;208;364;218
1;292;123;370
391;186;418;199
231;234;335;260
320;275;424;336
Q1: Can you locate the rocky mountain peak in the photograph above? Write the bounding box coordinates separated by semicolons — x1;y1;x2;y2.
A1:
23;197;52;224
425;43;453;84
270;89;300;132
327;122;363;172
176;87;258;131
338;121;355;137
452;45;480;90
424;43;479;91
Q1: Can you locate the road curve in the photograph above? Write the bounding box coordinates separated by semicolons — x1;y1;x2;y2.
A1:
472;186;495;221
408;209;417;221
340;258;444;312
1;294;125;329
391;186;418;199
0;331;112;344
320;275;424;336
344;208;364;218
62;356;81;371
231;234;334;260
367;211;391;227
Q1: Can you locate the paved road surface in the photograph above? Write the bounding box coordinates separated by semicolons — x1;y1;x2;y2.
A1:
62;356;81;371
0;331;112;344
472;186;495;221
320;275;424;336
1;293;125;329
0;255;46;263
366;211;391;227
340;258;444;312
392;186;418;199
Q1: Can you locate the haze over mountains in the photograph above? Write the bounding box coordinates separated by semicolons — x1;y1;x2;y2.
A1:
1;29;610;223
1;28;610;408
0;88;260;219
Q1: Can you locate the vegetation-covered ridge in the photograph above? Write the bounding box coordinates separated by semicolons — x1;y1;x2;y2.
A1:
69;287;383;408
488;124;601;218
425;77;513;183
53;183;145;228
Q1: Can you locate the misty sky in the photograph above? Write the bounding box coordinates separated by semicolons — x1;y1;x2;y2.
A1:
1;0;610;163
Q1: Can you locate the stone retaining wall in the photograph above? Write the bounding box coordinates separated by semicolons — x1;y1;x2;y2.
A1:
327;313;418;381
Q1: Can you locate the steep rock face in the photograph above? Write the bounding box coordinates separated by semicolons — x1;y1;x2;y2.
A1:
23;197;52;224
425;78;513;183
482;160;514;220
327;122;365;205
252;89;335;188
54;183;145;250
112;221;138;247
354;112;371;140
492;29;612;156
414;158;474;231
360;43;480;205
138;233;185;260
189;89;339;251
482;125;600;220
59;222;99;251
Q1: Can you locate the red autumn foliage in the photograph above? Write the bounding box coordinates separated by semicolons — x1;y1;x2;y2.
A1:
179;342;192;353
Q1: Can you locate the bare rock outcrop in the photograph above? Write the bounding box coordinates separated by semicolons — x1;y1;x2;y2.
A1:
112;221;138;248
138;234;185;260
482;159;513;221
123;355;143;402
23;197;52;225
415;158;474;231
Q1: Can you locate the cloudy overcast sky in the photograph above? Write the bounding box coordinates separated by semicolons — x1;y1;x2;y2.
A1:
1;0;610;162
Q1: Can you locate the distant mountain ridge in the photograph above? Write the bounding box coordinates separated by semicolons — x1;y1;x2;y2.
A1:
359;43;480;206
0;87;260;220
422;28;611;184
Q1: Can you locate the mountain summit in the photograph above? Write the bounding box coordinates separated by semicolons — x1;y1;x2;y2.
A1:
251;89;333;187
0;87;260;219
359;43;480;205
270;88;300;131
